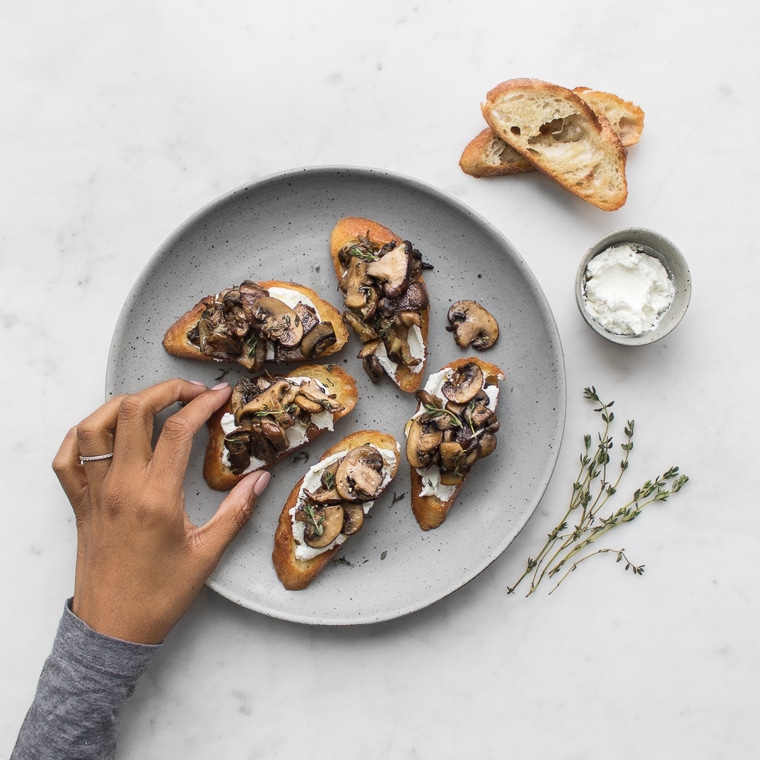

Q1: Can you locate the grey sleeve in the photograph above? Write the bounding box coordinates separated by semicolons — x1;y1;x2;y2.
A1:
11;600;160;760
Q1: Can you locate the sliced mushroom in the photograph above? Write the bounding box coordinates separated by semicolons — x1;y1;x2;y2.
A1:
363;353;385;384
342;503;365;535
446;300;499;350
259;419;290;452
301;505;345;548
223;429;252;474
366;242;412;299
299;321;337;358
477;431;498;458
343;310;379;343
340;256;372;310
441;362;484;404
335;445;385;501
234;378;295;426
380;280;429;315
405;417;443;469
439;441;466;473
250;296;304;347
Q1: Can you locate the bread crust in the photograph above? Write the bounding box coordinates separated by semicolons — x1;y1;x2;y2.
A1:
407;356;505;531
461;87;644;179
272;429;400;590
162;280;349;368
481;78;628;211
203;363;358;491
330;217;430;393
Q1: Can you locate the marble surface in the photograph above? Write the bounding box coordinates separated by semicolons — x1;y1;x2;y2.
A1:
2;1;758;758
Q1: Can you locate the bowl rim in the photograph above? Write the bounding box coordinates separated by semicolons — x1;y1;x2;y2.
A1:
575;227;692;346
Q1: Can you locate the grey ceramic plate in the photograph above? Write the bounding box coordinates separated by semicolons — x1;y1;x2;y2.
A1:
107;166;565;625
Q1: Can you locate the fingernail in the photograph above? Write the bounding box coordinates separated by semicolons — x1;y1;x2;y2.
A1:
211;382;230;391
253;471;271;496
188;380;208;387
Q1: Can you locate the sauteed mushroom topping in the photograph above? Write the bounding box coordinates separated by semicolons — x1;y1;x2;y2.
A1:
294;444;391;549
338;234;432;383
187;281;337;371
405;363;500;486
222;375;344;475
446;300;500;350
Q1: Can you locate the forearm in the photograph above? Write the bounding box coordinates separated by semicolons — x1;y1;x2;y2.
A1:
12;600;159;760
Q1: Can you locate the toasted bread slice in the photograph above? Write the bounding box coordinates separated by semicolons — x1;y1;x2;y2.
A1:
162;280;349;371
203;364;358;491
481;78;628;210
460;87;644;178
330;217;430;393
272;429;400;590
405;357;505;530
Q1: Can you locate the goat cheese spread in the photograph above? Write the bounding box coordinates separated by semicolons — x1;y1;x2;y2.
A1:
374;324;425;380
583;244;675;336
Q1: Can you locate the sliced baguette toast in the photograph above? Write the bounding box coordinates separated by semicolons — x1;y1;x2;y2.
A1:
272;429;400;590
481;78;629;210
162;280;349;372
460;87;644;178
405;357;505;530
203;363;358;491
330;217;430;393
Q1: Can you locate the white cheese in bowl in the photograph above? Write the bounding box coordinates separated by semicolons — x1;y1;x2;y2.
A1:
583;244;675;336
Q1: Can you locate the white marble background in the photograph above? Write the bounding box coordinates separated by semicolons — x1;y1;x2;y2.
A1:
2;1;758;758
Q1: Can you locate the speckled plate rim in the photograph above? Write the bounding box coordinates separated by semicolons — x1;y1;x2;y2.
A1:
106;165;566;626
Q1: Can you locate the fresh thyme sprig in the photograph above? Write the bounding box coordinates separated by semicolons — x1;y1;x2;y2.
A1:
508;387;689;597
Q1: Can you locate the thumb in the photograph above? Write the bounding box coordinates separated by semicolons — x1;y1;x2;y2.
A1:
197;470;271;560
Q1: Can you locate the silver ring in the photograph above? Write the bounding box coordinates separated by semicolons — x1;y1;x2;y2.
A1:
79;453;114;464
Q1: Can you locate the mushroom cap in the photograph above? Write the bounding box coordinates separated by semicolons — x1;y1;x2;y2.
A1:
441;362;485;404
250;296;304;347
335;445;386;501
446;300;500;350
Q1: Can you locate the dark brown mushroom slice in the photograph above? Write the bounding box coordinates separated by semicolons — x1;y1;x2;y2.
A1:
343;311;379;343
294;301;320;334
366;241;413;299
363;353;385;384
446;300;499;350
302;487;344;505
302;505;345;548
230;377;260;414
299;321;337;358
342;503;365;535
259;420;290;452
477;431;498;458
197;304;242;358
250;296;304;348
223;429;252;474
405;417;444;469
441;362;484;404
234;378;295;426
341;256;372;311
335;445;386;501
380;280;429;315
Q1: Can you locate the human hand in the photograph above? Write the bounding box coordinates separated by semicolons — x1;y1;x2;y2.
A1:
52;379;270;644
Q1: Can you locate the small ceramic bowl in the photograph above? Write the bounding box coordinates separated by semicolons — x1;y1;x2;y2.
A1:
575;227;692;346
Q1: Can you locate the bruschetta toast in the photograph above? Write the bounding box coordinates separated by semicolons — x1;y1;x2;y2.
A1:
163;279;349;371
330;217;431;392
405;357;505;530
272;429;400;590
203;364;358;491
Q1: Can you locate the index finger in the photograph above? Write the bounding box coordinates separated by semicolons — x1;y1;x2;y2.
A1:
111;378;213;466
148;382;232;492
